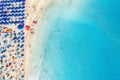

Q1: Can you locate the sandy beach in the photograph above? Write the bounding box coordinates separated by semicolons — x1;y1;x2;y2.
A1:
0;0;52;80
24;0;53;80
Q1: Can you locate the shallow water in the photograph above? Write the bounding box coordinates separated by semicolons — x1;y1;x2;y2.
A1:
30;0;120;80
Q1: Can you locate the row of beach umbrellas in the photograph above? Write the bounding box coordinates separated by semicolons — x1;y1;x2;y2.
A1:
0;0;25;25
0;0;26;79
0;0;25;2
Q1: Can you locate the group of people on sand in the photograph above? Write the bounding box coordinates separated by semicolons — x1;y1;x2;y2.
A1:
0;0;50;79
0;30;25;80
0;0;26;80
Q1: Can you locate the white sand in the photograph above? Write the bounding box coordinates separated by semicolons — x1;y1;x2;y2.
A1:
24;0;52;80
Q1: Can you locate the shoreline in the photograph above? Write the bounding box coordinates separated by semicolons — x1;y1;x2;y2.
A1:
24;0;53;80
0;0;53;79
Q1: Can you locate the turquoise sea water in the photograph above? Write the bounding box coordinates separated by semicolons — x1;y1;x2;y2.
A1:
31;0;120;80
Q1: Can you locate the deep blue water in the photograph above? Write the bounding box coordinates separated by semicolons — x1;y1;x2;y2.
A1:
33;0;120;80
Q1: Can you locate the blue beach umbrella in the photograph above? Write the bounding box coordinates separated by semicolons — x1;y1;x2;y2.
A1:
21;36;24;40
2;53;5;57
20;44;24;48
6;45;11;48
17;24;24;30
3;40;7;44
2;49;6;53
0;27;2;33
18;32;21;35
13;36;17;40
4;33;8;37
